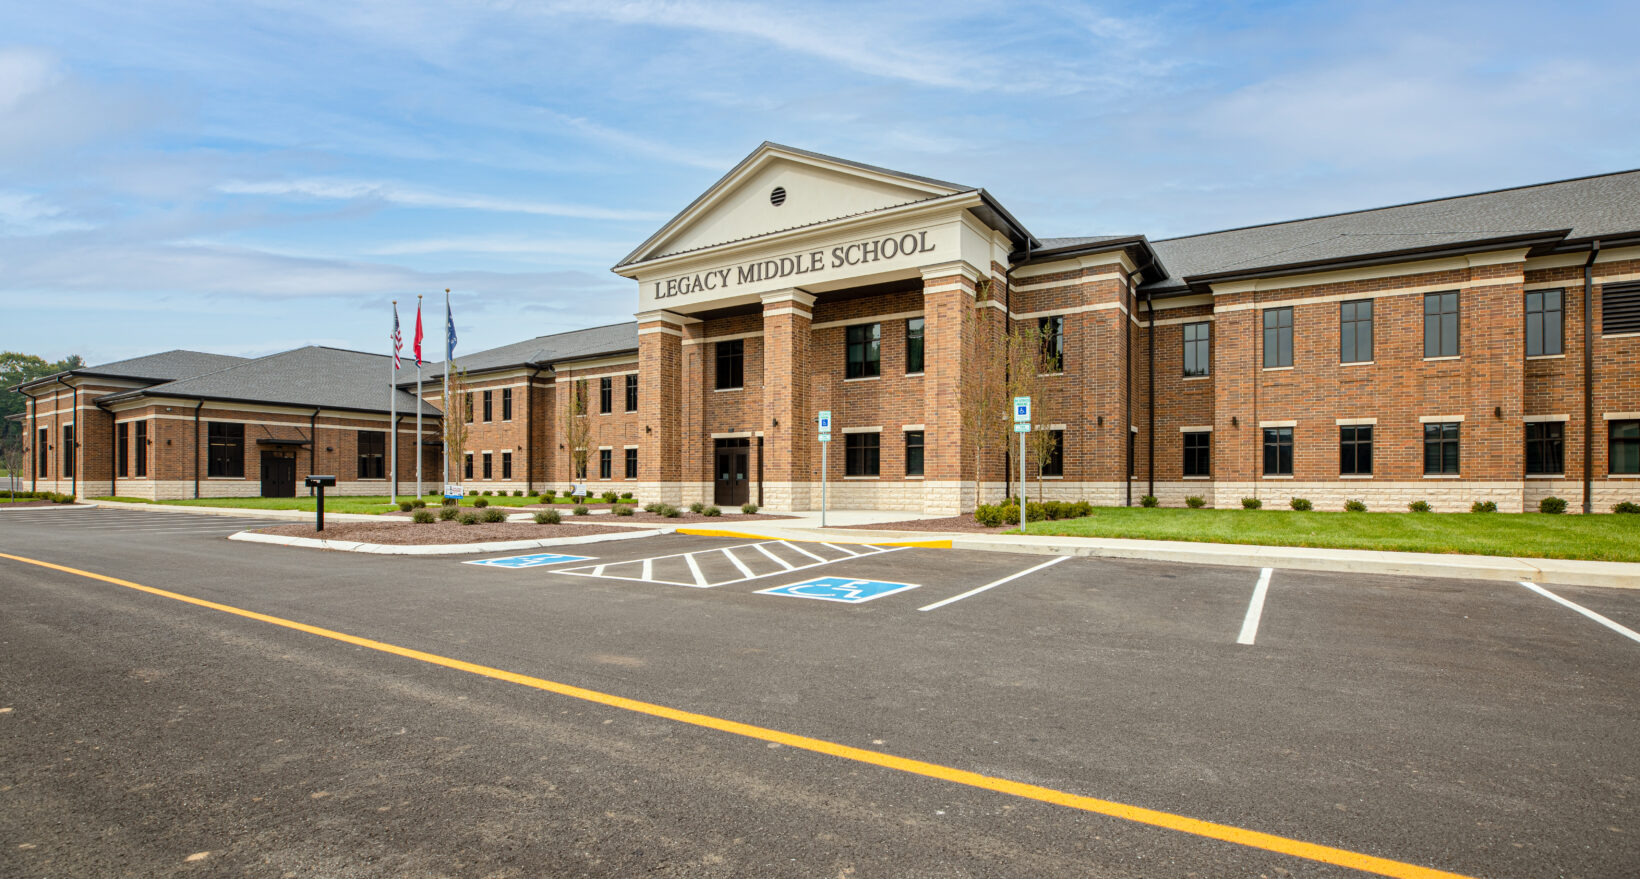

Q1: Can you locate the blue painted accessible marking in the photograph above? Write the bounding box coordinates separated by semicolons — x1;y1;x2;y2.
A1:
757;576;920;604
465;553;594;569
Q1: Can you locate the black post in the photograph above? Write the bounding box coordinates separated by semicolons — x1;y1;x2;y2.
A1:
316;483;325;532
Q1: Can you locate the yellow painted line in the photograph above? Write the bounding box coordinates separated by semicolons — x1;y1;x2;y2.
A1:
674;527;951;549
0;550;1475;879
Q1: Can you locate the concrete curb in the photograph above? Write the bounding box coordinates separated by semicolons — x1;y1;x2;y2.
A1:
228;528;673;555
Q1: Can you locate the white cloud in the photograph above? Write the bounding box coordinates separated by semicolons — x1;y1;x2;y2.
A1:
0;191;94;236
215;178;667;222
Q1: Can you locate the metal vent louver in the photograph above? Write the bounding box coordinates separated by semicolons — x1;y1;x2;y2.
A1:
1604;282;1640;335
770;186;786;207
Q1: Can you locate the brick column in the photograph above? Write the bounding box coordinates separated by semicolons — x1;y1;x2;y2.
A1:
637;309;692;505
760;289;816;511
922;263;983;514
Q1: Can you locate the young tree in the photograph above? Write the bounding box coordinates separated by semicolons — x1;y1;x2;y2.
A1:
562;379;591;481
443;367;471;483
959;284;1009;506
1025;322;1064;502
1003;322;1062;502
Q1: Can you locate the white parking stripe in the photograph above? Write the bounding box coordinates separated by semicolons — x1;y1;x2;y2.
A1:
1236;568;1274;645
752;542;796;569
722;547;756;579
553;542;907;589
1519;581;1640;645
823;542;860;557
641;558;653;581
683;552;709;587
780;541;826;562
918;556;1068;612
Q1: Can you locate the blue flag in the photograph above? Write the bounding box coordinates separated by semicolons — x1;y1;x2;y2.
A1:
445;295;457;359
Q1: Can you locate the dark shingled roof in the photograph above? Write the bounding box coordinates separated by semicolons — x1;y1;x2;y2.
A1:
18;349;248;390
427;322;639;375
104;346;439;416
1136;168;1640;293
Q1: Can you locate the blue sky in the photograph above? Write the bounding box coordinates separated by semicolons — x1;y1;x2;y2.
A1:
3;0;1637;365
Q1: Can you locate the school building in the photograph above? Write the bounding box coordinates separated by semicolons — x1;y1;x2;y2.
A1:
15;143;1640;513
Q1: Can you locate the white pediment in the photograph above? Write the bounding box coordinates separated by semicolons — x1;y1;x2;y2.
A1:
619;143;968;267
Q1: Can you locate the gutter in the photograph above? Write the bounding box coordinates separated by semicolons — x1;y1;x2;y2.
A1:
1583;241;1599;514
193;400;204;498
55;376;77;499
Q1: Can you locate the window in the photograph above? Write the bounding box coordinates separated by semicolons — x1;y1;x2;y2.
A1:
1612;420;1640;475
1526;422;1564;475
1040;429;1064;477
1340;300;1373;364
117;423;129;478
501;451;512;479
599;448;612;480
845;432;880;476
599;377;613;414
206;422;243;478
846;323;880;379
625;374;638;412
502;387;513;421
715;339;744;390
464;453;473;480
1263;307;1293;368
1262;427;1293;476
62;425;74;478
1183;322;1210;377
906;318;924;374
37;427;48;478
357;431;385;479
1423;422;1460;474
904;430;924;476
1340;425;1372;475
1183;431;1211;477
574;455;587;479
482;452;492;479
134;421;147;477
1524;289;1563;357
464;392;473;423
1039;316;1064;371
625;447;638;479
1604;282;1640;335
483;389;493;422
1424;291;1459;357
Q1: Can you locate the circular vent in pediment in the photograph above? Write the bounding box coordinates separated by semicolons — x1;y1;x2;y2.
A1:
770;186;787;207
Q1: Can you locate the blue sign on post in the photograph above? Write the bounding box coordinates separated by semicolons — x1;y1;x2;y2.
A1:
758;576;920;604
465;553;594;569
1013;396;1032;422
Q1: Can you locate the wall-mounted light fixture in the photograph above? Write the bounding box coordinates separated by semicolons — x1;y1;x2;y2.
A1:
1097;415;1104;427
325;446;334;452
773;417;780;428
1494;406;1503;418
645;426;652;434
1231;416;1239;427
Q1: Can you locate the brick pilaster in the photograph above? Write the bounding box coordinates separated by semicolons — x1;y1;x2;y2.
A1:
922;263;982;514
637;309;691;504
760;289;816;511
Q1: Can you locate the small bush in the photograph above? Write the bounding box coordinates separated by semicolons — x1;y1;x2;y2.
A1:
442;497;459;507
1290;497;1312;511
613;504;634;516
543;490;557;500
1241;497;1262;510
1344;499;1367;512
1140;495;1159;508
573;504;589;516
1024;501;1048;522
399;501;414;512
602;491;619;504
1471;500;1498;513
1408;500;1432;513
741;502;758;514
534;509;561;525
483;490;494;496
688;501;705;514
438;507;459;521
1612;501;1640;514
459;513;478;525
621;492;634;500
659;504;682;518
1072;500;1093;517
973;504;1005;527
468;490;479;497
473;498;489;508
702;505;722;517
1540;496;1567;514
481;507;507;523
513;490;524;497
411;509;436;524
412;499;427;509
643;502;664;514
1185;496;1206;509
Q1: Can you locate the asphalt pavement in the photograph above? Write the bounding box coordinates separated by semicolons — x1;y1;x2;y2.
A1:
2;506;1638;878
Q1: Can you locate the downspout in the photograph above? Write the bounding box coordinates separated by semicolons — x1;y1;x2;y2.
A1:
55;376;77;499
100;401;116;498
527;365;544;494
193;400;204;499
1146;289;1156;501
1002;239;1029;498
1583;241;1599;514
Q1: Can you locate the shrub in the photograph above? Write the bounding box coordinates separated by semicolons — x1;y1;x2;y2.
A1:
474;498;489;508
1072;500;1093;517
643;502;664;514
688;501;705;514
1612;501;1640;514
468;490;478;497
621;492;634;500
613;504;634;516
458;513;478;525
1540;496;1567;514
483;490;493;496
543;489;557;500
1344;499;1367;512
1024;501;1049;522
411;509;436;524
1185;496;1206;509
573;504;589;516
1471;500;1498;513
438;506;459;521
659;504;682;518
1290;497;1312;511
741;502;758;514
973;504;1005;527
1241;497;1262;510
513;490;524;497
442;497;459;507
602;491;619;504
1408;500;1432;513
399;501;414;512
534;509;561;525
702;505;722;517
1140;495;1159;508
481;507;507;523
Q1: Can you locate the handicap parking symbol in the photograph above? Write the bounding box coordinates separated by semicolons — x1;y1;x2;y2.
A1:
465;553;593;569
757;576;919;604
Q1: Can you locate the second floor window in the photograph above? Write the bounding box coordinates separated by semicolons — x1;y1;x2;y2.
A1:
1039;316;1064;371
1340;300;1373;363
1525;289;1563;357
1424;291;1459;358
906;318;924;374
1263;307;1293;368
625;374;638;412
599;377;613;414
502;387;513;421
482;390;492;422
464;392;473;423
1183;322;1210;377
715;339;744;390
846;324;880;379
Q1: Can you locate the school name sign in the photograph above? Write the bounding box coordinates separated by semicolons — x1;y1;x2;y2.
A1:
649;229;939;304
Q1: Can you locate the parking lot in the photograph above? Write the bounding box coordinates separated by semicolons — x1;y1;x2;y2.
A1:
2;508;1638;877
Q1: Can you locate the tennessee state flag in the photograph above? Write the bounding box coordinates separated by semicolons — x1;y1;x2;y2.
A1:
413;300;424;367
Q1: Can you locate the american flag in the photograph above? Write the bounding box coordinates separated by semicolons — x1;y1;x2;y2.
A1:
391;303;403;370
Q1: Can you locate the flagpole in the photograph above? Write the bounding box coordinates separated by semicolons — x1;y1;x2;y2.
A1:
389;299;398;507
443;289;452;493
415;294;424;500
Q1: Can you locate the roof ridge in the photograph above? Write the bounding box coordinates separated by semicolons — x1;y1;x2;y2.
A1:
1151;167;1640;244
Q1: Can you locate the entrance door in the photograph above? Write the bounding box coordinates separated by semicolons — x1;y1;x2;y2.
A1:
713;438;750;506
261;452;296;498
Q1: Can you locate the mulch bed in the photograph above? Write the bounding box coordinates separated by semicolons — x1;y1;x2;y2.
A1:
381;508;794;524
256;521;641;545
823;514;1009;534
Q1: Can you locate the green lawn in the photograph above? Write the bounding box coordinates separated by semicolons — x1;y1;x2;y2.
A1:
1016;507;1640;562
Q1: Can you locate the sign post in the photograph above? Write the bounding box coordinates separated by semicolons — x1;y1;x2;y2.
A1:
817;410;832;528
1013;396;1031;534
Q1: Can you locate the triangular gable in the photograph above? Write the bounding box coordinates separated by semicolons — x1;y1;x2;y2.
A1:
617;142;971;268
